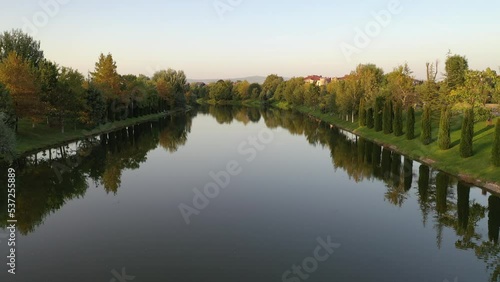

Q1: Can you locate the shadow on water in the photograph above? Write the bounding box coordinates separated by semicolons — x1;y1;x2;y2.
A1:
0;105;499;281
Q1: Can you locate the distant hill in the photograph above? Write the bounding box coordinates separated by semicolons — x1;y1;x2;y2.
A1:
187;76;270;84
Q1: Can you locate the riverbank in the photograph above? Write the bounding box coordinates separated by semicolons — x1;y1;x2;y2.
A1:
15;108;190;156
283;104;500;194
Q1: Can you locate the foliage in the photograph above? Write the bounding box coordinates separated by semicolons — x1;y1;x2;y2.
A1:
421;104;432;145
393;100;403;136
383;99;393;134
0;29;44;66
493;119;500;167
460;108;474;158
445;54;468;91
0;112;16;161
359;99;366;127
406;106;415;140
374;96;384;132
367;108;374;129
438;107;451;150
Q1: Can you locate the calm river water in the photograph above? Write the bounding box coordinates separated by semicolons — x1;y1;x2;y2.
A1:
0;106;499;282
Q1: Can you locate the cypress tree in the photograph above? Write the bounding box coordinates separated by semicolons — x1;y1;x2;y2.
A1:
421;104;432;145
492;118;500;166
459;108;474;158
367;108;374;129
438;107;451;150
359;99;366;127
383;99;393;134
374;96;384;132
406;106;415;140
393;100;403;136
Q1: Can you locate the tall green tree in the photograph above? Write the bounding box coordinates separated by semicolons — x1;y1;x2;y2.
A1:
386;63;416;107
421;104;432;145
383;99;393;134
460;108;474;158
359;99;366;127
492;119;500;167
393;100;403;136
0;52;42;130
445;53;469;91
91;53;122;121
438;107;451;150
367;108;374;129
406;106;415;140
262;74;284;100
374;96;384;132
0;29;44;66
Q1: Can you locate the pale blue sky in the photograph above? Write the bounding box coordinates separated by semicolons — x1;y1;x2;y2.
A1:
1;0;499;80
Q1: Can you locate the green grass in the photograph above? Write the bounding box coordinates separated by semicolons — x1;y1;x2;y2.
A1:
15;109;188;155
289;104;500;186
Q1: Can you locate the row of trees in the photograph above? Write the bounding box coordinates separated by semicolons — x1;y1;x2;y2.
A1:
199;53;500;166
0;29;193;158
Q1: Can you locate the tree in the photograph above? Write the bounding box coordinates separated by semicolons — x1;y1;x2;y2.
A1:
208;80;233;101
82;84;106;126
247;83;262;100
52;67;86;132
460;108;474;158
153;69;187;109
367;108;374;129
438;107;451;150
359;99;366;127
0;29;44;66
0;52;42;131
406;106;415;140
421;105;432;145
383;99;393;134
262;74;284;100
0;83;15;127
91;53;123;121
233;80;250;100
393;100;403;136
417;61;440;109
374;96;384;131
451;70;495;120
356;64;385;106
445;54;468;91
492;119;500;167
0;112;16;161
386;63;416;107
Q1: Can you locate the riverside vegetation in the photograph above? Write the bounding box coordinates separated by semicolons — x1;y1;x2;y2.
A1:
0;29;499;186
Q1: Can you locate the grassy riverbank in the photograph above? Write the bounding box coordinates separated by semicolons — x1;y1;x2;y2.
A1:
284;104;500;189
15;108;189;155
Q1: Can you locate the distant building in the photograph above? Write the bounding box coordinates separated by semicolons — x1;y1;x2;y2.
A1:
304;75;332;86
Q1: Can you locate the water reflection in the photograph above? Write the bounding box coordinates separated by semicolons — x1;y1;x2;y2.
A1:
0;105;499;281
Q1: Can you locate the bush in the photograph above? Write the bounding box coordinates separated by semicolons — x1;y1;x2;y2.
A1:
367;108;374;129
459;108;474;158
383;99;393;134
438;107;451;150
492;118;500;166
0;113;16;161
374;96;384;132
406;106;415;140
393;100;403;136
421;105;432;145
359;99;366;127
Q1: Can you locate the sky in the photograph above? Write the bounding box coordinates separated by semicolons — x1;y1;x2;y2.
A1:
0;0;499;80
